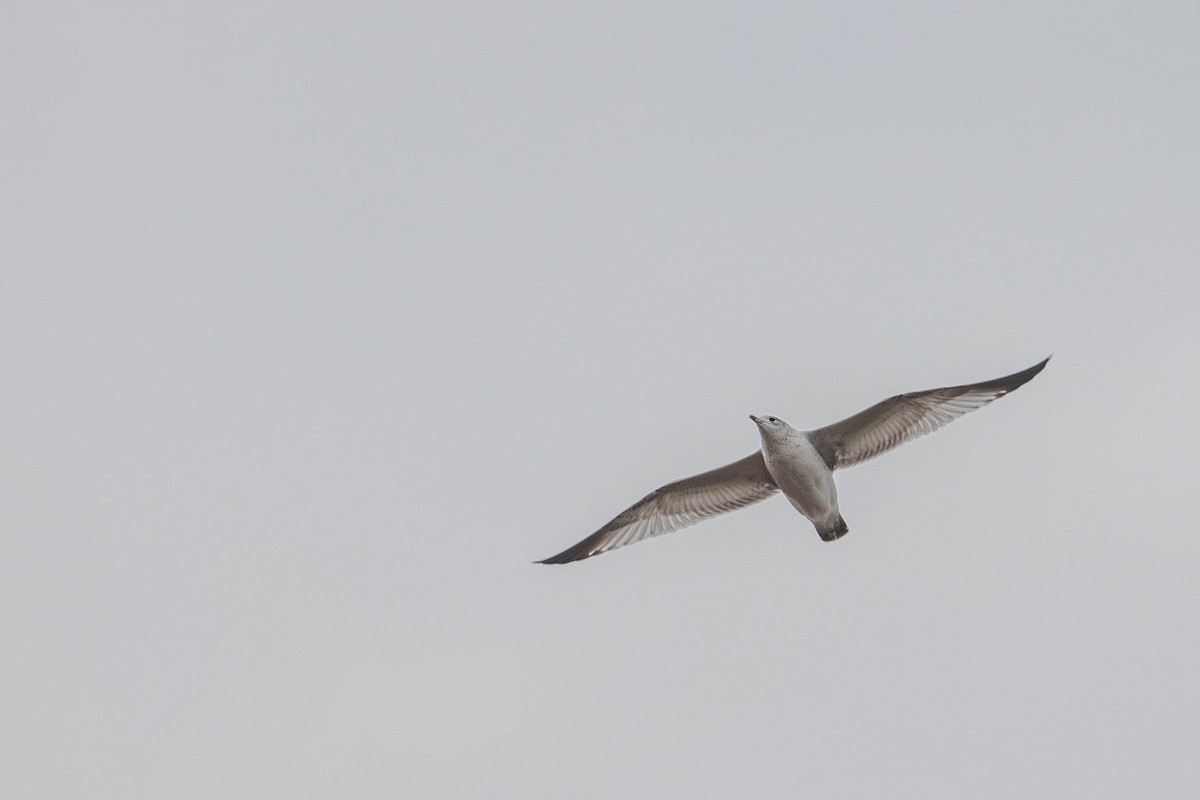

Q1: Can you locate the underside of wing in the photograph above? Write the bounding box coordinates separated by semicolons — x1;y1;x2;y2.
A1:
538;451;779;564
809;357;1050;470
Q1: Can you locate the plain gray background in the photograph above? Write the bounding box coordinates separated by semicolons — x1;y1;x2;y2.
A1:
3;2;1198;797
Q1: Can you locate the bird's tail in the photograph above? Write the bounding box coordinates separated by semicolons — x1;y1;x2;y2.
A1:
818;516;850;542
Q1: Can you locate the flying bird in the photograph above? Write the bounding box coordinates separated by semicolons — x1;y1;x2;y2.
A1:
538;357;1049;564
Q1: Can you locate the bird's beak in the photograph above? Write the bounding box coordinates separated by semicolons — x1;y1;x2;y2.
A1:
749;415;762;425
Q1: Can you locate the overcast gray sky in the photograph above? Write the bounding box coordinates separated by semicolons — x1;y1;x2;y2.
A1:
3;2;1198;797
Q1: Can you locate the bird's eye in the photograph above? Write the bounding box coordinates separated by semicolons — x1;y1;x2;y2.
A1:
768;417;777;423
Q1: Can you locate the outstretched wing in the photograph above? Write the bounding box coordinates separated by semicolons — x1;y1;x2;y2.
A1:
809;357;1050;471
538;451;779;564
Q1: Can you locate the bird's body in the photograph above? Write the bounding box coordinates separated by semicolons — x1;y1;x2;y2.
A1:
538;357;1050;564
758;425;844;540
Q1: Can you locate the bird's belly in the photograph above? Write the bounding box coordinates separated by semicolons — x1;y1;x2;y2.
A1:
764;442;840;525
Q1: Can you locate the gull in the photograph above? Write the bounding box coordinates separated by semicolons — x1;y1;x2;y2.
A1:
538;357;1049;564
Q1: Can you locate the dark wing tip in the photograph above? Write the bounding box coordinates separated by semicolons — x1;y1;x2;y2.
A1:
535;539;601;565
1011;354;1052;386
970;355;1052;395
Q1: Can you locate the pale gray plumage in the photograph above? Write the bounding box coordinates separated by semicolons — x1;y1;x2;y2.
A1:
538;357;1049;564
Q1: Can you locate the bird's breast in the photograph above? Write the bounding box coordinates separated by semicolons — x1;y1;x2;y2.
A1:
761;435;838;520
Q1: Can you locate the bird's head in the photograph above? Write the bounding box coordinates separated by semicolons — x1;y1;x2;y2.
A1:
749;414;792;442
